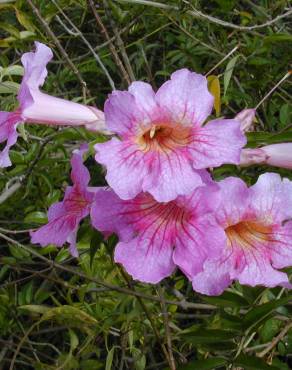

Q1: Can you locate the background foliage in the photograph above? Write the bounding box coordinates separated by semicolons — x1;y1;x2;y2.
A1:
0;0;292;369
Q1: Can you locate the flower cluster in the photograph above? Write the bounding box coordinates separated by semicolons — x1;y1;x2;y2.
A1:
3;43;292;295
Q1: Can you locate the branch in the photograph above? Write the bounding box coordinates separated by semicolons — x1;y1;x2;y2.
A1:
26;0;91;99
0;231;216;311
116;0;292;32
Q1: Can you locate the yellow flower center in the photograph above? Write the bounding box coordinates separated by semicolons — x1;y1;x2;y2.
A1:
136;124;192;153
225;220;274;250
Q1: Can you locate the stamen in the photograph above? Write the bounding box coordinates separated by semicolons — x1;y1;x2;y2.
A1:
149;126;156;139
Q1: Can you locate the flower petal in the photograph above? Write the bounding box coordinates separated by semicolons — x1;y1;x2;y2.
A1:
18;41;53;110
104;91;143;136
70;146;90;188
155;69;214;126
190;119;247;169
114;238;176;283
95;138;148;200
216;177;250;227
95;137;205;202
270;222;292;269
91;189;134;242
173;217;226;280
0;112;21;168
250;173;292;223
237;250;290;288
30;202;78;247
128;81;157;116
192;258;232;296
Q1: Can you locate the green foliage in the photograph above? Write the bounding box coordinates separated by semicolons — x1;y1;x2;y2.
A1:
0;0;291;369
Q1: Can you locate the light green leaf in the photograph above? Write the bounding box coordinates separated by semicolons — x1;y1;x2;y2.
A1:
224;55;239;96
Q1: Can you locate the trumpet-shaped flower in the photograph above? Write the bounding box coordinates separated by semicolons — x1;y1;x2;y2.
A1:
94;69;246;202
240;143;292;169
30;146;96;257
91;184;226;284
0;42;106;167
192;173;292;295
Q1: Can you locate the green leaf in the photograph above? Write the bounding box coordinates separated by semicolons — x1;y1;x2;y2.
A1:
223;55;239;96
24;211;48;224
90;230;104;267
0;80;19;93
183;329;237;344
233;354;281;370
243;296;291;330
105;347;115;370
181;358;227;370
202;291;249;308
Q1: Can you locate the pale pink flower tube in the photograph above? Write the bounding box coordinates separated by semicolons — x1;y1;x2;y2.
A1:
240;143;292;169
0;42;107;167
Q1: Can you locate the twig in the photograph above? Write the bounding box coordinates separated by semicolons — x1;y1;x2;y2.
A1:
116;0;292;31
255;71;291;109
0;232;216;311
88;0;131;85
0;133;57;205
52;0;115;90
0;181;22;204
257;321;292;358
206;45;239;76
26;0;91;100
103;0;136;82
157;285;176;370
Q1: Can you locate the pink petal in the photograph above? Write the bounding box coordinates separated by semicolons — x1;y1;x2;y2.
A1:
141;151;205;202
91;189;134;242
104;91;142;137
30;202;78;247
95;137;205;202
0;111;21;167
18;42;53;110
190;119;247;169
270;222;292;269
250;173;292;223
114;238;176;283
70;146;90;188
192;258;232;296
155;69;214;126
216;177;250;227
128;81;157;116
237;250;290;288
173;217;226;280
95;138;148;200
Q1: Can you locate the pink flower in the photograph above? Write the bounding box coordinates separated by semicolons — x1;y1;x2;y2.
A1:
192;173;292;295
234;108;256;132
0;42;106;167
90;184;225;284
30;146;96;257
94;69;246;202
241;143;292;169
